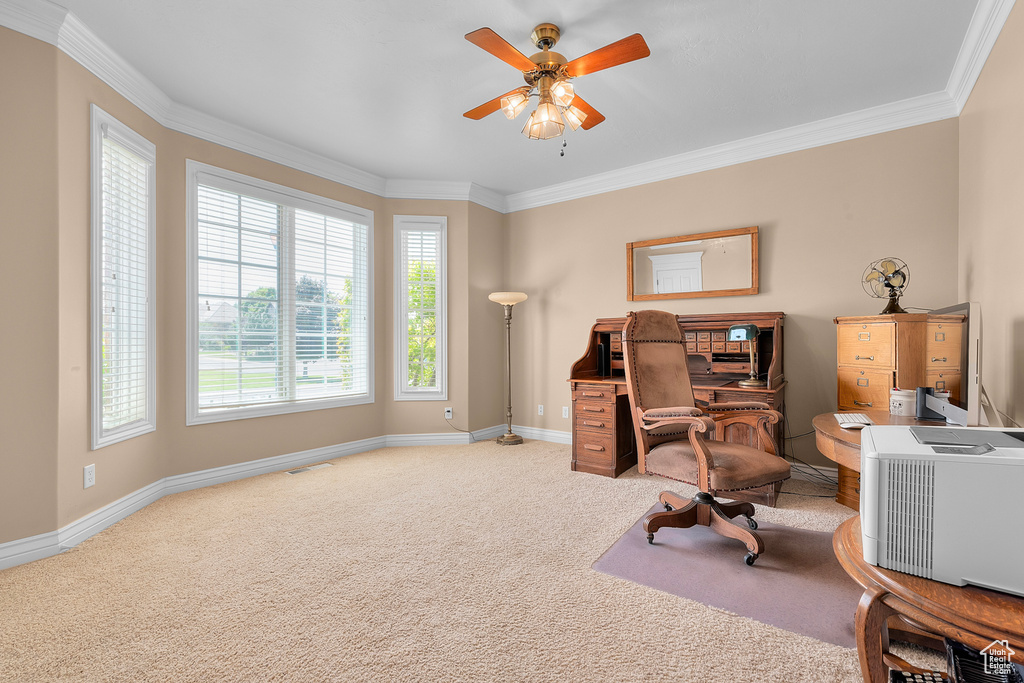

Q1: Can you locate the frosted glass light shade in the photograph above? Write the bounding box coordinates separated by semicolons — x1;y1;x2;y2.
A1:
521;102;564;140
500;89;530;120
488;291;528;306
562;104;588;131
550;80;575;108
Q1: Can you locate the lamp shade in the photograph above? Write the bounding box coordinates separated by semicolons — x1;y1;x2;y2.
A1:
488;291;528;306
562;104;588;131
727;323;760;341
521;101;564;140
500;88;530;120
550;79;575;108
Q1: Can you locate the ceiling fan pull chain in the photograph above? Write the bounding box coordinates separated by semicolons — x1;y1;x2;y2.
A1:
560;139;567;157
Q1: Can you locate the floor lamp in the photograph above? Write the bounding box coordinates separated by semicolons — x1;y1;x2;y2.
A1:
489;291;527;445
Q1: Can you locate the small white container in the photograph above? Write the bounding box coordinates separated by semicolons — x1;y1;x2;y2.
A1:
889;389;917;416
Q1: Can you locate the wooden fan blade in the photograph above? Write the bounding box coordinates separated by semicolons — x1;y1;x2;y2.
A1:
463;88;526;120
465;28;537;73
564;33;650;77
570;94;606;130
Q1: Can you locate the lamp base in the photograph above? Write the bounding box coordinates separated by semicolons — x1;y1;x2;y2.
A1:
738;378;767;388
496;433;524;446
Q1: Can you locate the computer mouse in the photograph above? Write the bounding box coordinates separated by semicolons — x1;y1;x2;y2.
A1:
838;422;867;430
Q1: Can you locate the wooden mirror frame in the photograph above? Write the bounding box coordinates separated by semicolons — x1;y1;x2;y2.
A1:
626;226;759;301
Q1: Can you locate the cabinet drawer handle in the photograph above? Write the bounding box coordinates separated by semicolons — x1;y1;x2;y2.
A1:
855;355;874;361
582;406;605;413
858;332;871;341
583;444;606;452
854;400;873;407
931;357;947;363
581;392;605;398
582;421;605;428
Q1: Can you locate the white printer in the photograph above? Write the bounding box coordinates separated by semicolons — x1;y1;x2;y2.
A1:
860;425;1024;597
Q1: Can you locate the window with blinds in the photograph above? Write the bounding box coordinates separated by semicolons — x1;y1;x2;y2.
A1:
394;216;446;400
91;105;156;449
186;162;373;424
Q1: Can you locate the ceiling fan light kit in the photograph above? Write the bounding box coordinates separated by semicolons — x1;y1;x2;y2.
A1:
464;23;650;140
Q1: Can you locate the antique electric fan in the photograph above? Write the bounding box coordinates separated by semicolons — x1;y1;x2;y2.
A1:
862;258;911;314
462;23;650;139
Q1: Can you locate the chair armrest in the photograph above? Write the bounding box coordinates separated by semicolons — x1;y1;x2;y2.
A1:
705;403;782;456
636;406;717;487
641;406;704;421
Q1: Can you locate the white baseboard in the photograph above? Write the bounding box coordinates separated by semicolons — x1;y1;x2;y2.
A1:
0;425;840;570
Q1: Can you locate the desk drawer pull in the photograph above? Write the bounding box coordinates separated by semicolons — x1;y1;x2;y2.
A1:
583;444;606;452
582;406;606;413
931;357;947;363
854;400;873;407
855;355;874;361
581;392;606;398
582;421;605;428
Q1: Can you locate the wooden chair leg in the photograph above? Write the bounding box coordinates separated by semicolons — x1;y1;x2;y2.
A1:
707;501;764;558
643;498;699;542
715;499;756;521
658;491;691;511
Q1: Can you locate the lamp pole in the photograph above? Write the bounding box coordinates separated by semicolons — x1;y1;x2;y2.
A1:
489;292;527;445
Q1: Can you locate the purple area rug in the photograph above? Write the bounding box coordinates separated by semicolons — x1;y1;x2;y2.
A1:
593;506;863;648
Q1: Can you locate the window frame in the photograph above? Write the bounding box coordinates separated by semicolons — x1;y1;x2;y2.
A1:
185;160;374;425
90;104;157;449
393;216;447;401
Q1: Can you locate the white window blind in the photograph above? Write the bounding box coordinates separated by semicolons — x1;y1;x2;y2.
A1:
394;216;446;400
91;105;156;449
187;162;373;423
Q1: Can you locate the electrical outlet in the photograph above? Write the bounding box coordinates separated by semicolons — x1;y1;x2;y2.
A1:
562;406;569;419
537;404;544;416
444;407;453;420
84;464;96;489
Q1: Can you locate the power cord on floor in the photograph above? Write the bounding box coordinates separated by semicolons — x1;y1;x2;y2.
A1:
781;403;839;488
444;415;479;442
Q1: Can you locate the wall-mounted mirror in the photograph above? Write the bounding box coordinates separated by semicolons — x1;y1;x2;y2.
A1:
626;226;759;301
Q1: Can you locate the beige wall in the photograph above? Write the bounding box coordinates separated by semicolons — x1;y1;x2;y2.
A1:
505;120;961;466
0;28;61;540
959;0;1024;428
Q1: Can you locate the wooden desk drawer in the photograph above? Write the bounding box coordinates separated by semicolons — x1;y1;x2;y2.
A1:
697;342;711;353
712;342;726;353
609;333;622;353
726;341;741;353
686;342;697;353
837;323;894;368
712;331;726;342
838;367;891;410
925;370;961;401
573;384;615;403
697;331;711;342
693;388;715;404
925;322;961;369
574;431;615;465
684;332;696;342
576;414;613;433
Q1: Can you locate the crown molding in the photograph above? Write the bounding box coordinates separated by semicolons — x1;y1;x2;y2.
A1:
0;0;65;44
1;0;1016;215
946;0;1017;112
504;91;959;213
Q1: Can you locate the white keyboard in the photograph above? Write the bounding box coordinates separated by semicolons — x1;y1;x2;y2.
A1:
834;412;873;425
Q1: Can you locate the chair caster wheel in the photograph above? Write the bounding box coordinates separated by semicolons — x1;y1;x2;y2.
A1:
744;552;758;566
663;503;673;511
647;533;655;545
745;516;758;530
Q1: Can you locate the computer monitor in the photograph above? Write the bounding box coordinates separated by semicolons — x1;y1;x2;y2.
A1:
926;302;982;426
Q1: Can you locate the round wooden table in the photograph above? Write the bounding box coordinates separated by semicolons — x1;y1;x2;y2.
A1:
833;516;1024;682
813;410;932;509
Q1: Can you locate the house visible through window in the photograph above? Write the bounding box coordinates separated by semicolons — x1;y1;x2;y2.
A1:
394;216;446;400
187;162;373;424
91;105;156;449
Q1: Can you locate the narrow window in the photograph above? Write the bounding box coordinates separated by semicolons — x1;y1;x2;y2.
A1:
91;105;156;448
394;216;446;400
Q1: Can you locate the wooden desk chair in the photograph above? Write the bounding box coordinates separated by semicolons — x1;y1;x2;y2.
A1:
622;310;791;565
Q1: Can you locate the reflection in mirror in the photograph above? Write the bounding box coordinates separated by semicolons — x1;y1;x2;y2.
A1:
627;226;758;301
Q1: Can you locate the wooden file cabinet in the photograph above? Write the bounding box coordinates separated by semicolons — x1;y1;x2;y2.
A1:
835;313;965;411
833;313;964;506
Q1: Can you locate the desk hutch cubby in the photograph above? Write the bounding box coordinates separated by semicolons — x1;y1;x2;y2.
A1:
568;312;787;480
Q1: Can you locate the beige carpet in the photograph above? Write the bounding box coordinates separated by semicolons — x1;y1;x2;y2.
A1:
0;439;926;681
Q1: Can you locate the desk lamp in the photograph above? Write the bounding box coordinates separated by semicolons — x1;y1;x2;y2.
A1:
489;291;527;445
728;323;766;388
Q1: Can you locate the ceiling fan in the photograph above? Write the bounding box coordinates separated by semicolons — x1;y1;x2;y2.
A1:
463;23;651;140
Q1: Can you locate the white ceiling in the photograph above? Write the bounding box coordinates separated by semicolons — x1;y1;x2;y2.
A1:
40;1;987;198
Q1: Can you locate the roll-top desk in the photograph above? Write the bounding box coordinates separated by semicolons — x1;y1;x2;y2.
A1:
568;312;787;484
